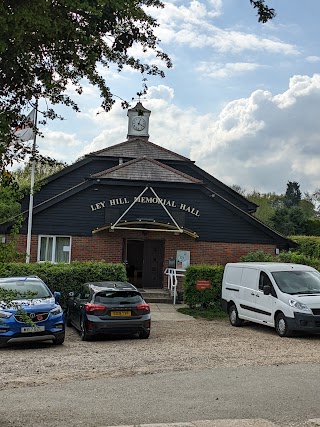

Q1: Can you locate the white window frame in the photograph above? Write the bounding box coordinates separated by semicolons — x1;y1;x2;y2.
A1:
37;235;72;263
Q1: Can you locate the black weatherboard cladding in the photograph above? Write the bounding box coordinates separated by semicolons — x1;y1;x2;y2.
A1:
23;184;278;244
21;158;119;211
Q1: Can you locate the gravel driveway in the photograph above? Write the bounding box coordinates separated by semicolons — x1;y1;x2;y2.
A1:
2;312;320;391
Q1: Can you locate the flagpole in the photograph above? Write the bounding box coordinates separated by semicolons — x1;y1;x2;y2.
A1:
26;101;38;264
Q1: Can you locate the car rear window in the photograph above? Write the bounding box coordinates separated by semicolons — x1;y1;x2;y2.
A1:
0;280;52;298
94;291;143;304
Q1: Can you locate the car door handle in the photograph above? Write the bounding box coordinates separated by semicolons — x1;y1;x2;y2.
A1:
256;295;260;298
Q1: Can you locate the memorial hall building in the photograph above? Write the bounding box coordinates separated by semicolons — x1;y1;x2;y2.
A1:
1;102;294;289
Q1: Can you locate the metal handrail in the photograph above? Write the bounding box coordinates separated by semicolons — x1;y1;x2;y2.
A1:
164;268;186;305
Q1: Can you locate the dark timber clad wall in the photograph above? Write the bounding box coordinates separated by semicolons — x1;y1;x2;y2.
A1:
24;184;276;244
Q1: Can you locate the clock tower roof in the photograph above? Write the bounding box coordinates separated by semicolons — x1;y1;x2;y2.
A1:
127;101;151;115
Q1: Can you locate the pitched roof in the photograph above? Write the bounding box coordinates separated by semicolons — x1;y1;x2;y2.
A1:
92;157;202;184
88;138;190;162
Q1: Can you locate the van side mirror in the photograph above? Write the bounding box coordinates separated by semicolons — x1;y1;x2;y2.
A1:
263;284;271;295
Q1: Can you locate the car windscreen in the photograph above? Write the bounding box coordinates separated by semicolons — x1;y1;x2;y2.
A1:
94;291;143;305
0;280;52;299
271;270;320;294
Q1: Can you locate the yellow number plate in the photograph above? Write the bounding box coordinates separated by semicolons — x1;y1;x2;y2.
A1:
110;311;131;317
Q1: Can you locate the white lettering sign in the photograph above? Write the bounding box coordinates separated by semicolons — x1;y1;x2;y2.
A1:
90;197;200;216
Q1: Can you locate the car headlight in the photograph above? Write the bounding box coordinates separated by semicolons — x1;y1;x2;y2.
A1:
50;306;63;316
0;310;13;319
289;299;312;313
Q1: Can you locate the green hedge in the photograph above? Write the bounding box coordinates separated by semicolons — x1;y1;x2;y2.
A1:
289;235;320;259
0;261;127;309
240;250;320;271
305;218;320;236
183;264;224;308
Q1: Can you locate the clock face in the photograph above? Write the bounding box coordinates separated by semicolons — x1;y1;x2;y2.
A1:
132;116;146;131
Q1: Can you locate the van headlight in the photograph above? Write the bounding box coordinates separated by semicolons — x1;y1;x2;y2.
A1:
289;299;312;313
50;306;63;316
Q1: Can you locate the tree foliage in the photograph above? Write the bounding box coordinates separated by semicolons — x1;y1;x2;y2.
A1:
284;181;302;208
0;159;66;224
249;0;276;23
272;205;308;236
0;0;172;183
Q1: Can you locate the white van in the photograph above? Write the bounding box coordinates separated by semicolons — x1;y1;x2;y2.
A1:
221;262;320;337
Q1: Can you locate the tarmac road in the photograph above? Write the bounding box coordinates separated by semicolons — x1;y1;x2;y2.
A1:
2;363;320;427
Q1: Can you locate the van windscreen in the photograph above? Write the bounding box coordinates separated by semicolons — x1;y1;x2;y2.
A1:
271;270;320;294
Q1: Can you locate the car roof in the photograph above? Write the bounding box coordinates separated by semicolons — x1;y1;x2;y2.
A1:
0;276;42;282
84;281;138;292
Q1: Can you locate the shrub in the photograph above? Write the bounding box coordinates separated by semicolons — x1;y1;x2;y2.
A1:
0;261;127;308
277;251;320;270
240;250;320;271
289;235;320;259
240;250;274;262
183;264;224;308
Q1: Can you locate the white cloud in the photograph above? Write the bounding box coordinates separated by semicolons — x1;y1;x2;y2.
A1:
39;131;83;163
151;1;298;55
191;74;320;193
306;55;320;63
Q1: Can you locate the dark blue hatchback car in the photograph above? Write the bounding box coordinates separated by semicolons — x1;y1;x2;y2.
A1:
66;281;151;340
0;276;65;347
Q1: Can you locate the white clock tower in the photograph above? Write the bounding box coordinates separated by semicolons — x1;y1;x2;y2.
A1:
127;102;151;139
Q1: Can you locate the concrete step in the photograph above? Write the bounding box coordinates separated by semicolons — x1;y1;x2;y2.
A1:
140;288;173;304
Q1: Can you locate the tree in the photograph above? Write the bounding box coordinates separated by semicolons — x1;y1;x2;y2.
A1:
284;181;302;208
272;206;308;236
0;0;276;188
0;0;172;182
249;0;276;23
0;159;66;224
247;191;283;227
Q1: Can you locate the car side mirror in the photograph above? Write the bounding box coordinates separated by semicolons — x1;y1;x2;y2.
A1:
54;291;61;301
263;284;271;295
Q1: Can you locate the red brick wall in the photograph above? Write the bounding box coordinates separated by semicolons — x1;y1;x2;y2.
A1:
16;231;276;266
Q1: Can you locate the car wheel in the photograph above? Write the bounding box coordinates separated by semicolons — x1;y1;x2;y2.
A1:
138;330;150;339
65;309;72;327
52;336;65;345
80;318;89;341
228;304;243;327
275;313;292;337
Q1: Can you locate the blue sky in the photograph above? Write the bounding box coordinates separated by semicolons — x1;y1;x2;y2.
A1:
36;0;320;196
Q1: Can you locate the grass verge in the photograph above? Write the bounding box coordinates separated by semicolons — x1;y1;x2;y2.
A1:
177;306;228;321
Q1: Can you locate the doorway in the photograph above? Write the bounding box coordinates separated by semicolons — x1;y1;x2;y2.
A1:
125;239;164;289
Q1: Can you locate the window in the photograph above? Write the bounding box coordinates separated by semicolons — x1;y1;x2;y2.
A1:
259;271;273;290
38;236;71;263
94;291;143;304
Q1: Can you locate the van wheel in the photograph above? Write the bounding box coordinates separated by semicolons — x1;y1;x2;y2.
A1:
228;304;242;327
275;313;292;337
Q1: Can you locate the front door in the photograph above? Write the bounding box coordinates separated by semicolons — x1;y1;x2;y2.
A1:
142;240;165;288
125;239;165;288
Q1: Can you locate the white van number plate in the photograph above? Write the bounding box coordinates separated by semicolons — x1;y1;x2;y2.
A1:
21;326;45;333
